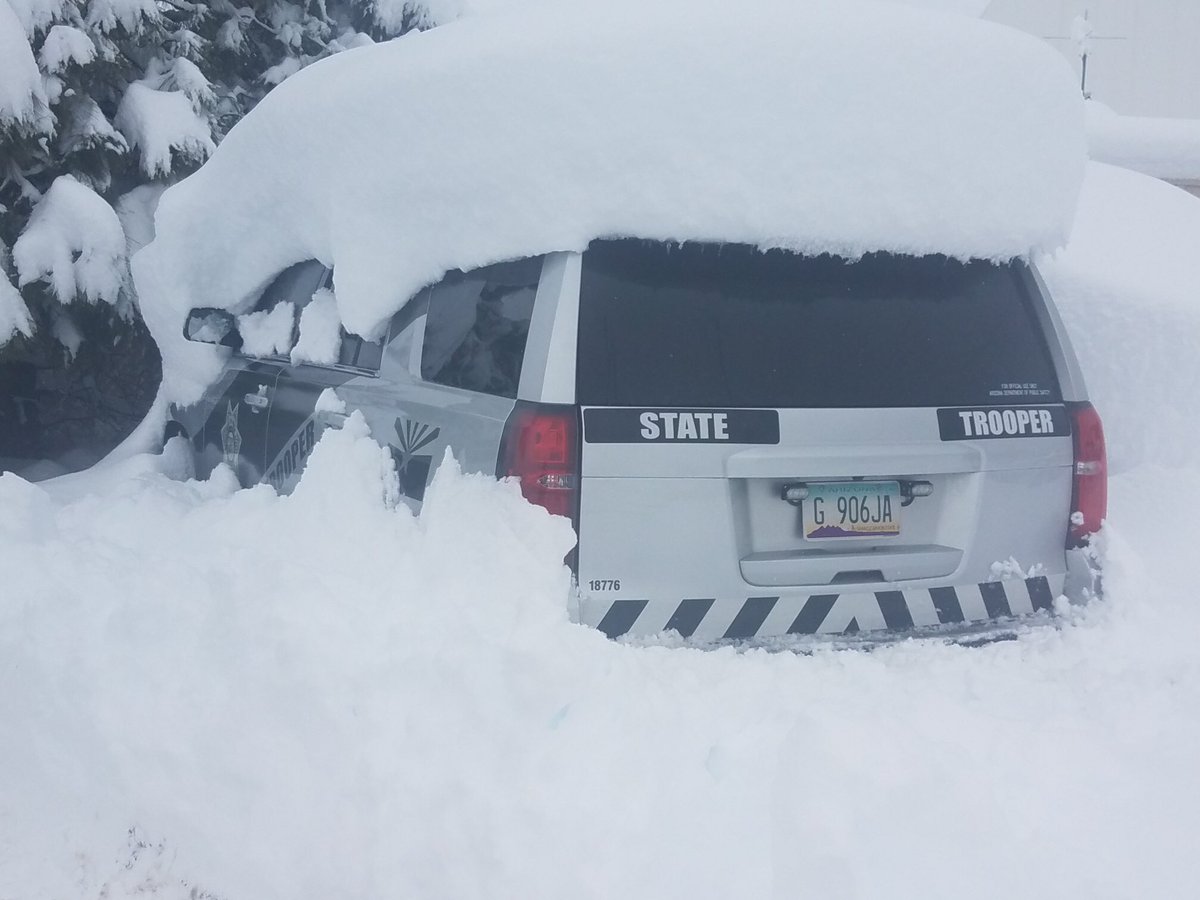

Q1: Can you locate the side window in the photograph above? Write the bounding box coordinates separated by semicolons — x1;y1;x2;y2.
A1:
323;271;384;371
245;263;385;372
237;260;330;360
338;334;384;370
255;260;330;312
420;256;543;398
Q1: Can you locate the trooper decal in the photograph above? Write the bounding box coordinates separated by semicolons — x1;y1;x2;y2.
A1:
937;405;1070;441
390;416;441;501
265;416;317;491
221;401;242;468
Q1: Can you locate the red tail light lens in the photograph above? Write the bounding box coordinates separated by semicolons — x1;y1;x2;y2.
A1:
1068;401;1107;547
498;402;580;520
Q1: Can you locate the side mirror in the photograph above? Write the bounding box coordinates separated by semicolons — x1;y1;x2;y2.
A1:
183;308;241;349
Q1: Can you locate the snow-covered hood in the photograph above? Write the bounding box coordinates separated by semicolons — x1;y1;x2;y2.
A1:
135;0;1086;404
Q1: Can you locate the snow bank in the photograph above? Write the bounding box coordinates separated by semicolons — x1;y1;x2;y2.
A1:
5;399;1200;896
1086;101;1200;184
135;0;1086;403
12;174;127;306
1040;162;1200;473
8;167;1200;896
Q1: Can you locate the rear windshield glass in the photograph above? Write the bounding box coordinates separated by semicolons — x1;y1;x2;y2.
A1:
576;240;1061;408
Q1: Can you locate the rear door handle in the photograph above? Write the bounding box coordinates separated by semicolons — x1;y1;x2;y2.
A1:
316;410;348;426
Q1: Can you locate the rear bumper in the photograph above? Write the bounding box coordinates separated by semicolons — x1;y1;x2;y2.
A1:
578;548;1100;642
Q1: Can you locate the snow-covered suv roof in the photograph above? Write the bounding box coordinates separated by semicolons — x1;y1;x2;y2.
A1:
135;0;1086;405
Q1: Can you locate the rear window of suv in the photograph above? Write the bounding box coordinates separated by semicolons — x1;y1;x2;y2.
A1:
576;240;1061;408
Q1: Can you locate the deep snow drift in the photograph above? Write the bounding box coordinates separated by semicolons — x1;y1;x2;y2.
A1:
1085;100;1200;184
3;162;1200;898
134;0;1085;404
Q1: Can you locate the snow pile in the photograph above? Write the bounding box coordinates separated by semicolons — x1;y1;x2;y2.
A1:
135;0;1086;403
1086;101;1200;183
114;82;215;179
11;174;127;306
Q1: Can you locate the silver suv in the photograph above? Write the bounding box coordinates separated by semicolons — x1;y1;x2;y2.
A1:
173;239;1106;640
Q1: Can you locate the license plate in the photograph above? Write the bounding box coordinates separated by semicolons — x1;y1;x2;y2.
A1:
805;481;901;539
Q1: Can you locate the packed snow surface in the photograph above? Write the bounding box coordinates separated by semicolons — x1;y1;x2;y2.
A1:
135;0;1085;404
1086;101;1200;183
4;162;1200;899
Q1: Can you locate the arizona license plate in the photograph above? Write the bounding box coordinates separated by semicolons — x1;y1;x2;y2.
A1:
805;481;901;539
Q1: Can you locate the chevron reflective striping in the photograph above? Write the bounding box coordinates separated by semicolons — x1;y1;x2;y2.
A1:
587;573;1068;639
1002;578;1035;616
978;581;1012;619
788;594;838;634
723;596;778;639
821;593;888;633
597;599;648;638
664;598;715;638
954;584;991;621
875;591;914;630
929;586;964;624
1027;576;1054;611
903;589;943;628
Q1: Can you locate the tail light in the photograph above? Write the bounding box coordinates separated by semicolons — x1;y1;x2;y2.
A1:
497;401;580;523
1067;401;1107;547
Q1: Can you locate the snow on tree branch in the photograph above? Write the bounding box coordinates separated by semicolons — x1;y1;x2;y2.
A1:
0;242;35;342
6;0;74;37
0;0;52;135
38;24;97;74
84;0;159;35
114;82;215;178
12;174;126;306
0;0;449;356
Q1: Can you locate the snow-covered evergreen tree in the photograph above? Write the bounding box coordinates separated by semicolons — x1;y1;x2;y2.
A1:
0;0;445;462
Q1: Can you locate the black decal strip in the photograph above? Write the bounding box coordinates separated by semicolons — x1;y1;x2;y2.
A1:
583;407;780;444
843;617;860;635
1026;576;1054;612
664;598;715;639
876;591;915;631
929;587;964;624
788;595;838;635
937;405;1071;442
979;581;1012;619
597;600;648;639
723;597;778;640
